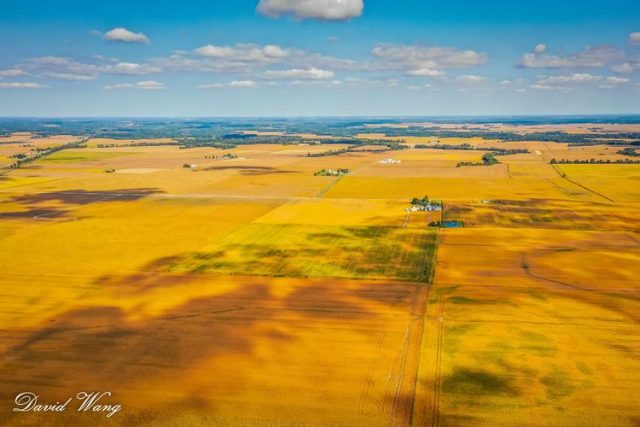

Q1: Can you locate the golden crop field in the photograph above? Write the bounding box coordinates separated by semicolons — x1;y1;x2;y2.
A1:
0;132;638;427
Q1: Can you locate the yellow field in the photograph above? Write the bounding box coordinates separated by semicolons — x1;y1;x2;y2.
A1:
0;134;78;167
0;135;638;426
420;227;640;425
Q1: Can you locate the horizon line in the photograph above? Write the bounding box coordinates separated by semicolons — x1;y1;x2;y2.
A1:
2;114;640;120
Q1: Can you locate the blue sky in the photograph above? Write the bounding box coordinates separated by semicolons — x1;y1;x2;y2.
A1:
1;0;639;116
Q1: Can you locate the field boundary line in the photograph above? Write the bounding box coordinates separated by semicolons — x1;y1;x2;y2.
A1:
388;286;429;427
550;163;614;202
402;211;411;228
358;315;390;416
314;175;345;198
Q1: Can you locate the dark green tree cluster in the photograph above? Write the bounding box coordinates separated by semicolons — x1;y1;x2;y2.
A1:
457;152;500;167
411;195;439;207
550;158;640;164
415;143;528;155
314;168;350;176
617;147;640;157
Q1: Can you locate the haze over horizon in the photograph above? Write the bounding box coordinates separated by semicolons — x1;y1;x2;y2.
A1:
1;0;640;116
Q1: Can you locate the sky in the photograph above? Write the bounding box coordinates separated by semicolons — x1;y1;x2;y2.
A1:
1;0;639;117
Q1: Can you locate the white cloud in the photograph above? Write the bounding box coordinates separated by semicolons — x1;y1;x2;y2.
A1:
103;80;165;90
456;74;487;83
195;43;290;63
372;44;486;77
612;63;635;73
103;28;150;44
229;80;257;88
101;62;161;75
518;45;621;69
534;44;547;54
530;84;555;91
151;55;253;74
261;67;334;79
197;83;226;89
287;52;369;72
605;76;630;84
630;32;640;45
0;82;46;89
529;73;619;91
544;73;603;83
17;56;162;81
599;76;631;88
257;0;364;21
151;44;373;76
23;56;100;80
198;81;256;89
152;44;367;77
0;69;26;78
406;68;444;77
144;45;290;75
136;80;165;89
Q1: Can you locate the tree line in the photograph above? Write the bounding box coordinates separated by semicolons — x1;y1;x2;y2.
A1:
457;152;500;167
550;158;640;164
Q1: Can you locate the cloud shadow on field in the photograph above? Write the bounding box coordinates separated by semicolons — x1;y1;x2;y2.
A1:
0;209;67;219
201;165;298;175
0;276;418;423
441;368;518;396
0;188;162;220
11;188;162;205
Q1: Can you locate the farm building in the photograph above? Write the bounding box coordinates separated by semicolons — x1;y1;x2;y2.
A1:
379;158;401;164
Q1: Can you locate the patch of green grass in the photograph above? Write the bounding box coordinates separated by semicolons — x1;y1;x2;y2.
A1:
541;366;577;400
448;296;500;305
428;286;458;304
41;150;135;163
518;330;558;356
166;224;437;281
442;368;517;396
442;323;477;351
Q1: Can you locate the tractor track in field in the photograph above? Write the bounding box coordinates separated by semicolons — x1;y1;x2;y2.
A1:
429;298;445;427
549;163;614;202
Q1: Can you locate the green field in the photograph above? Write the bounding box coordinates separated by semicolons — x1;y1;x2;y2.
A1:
166;224;438;281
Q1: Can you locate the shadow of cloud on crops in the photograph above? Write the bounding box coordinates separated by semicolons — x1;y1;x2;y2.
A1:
0;284;274;398
281;282;413;316
93;256;195;293
441;368;518;396
0;188;163;220
11;188;162;205
201;165;298;175
445;198;639;231
0;208;68;219
0;275;416;421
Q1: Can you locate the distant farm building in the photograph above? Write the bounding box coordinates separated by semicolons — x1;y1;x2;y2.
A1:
407;204;442;212
379;158;401;164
